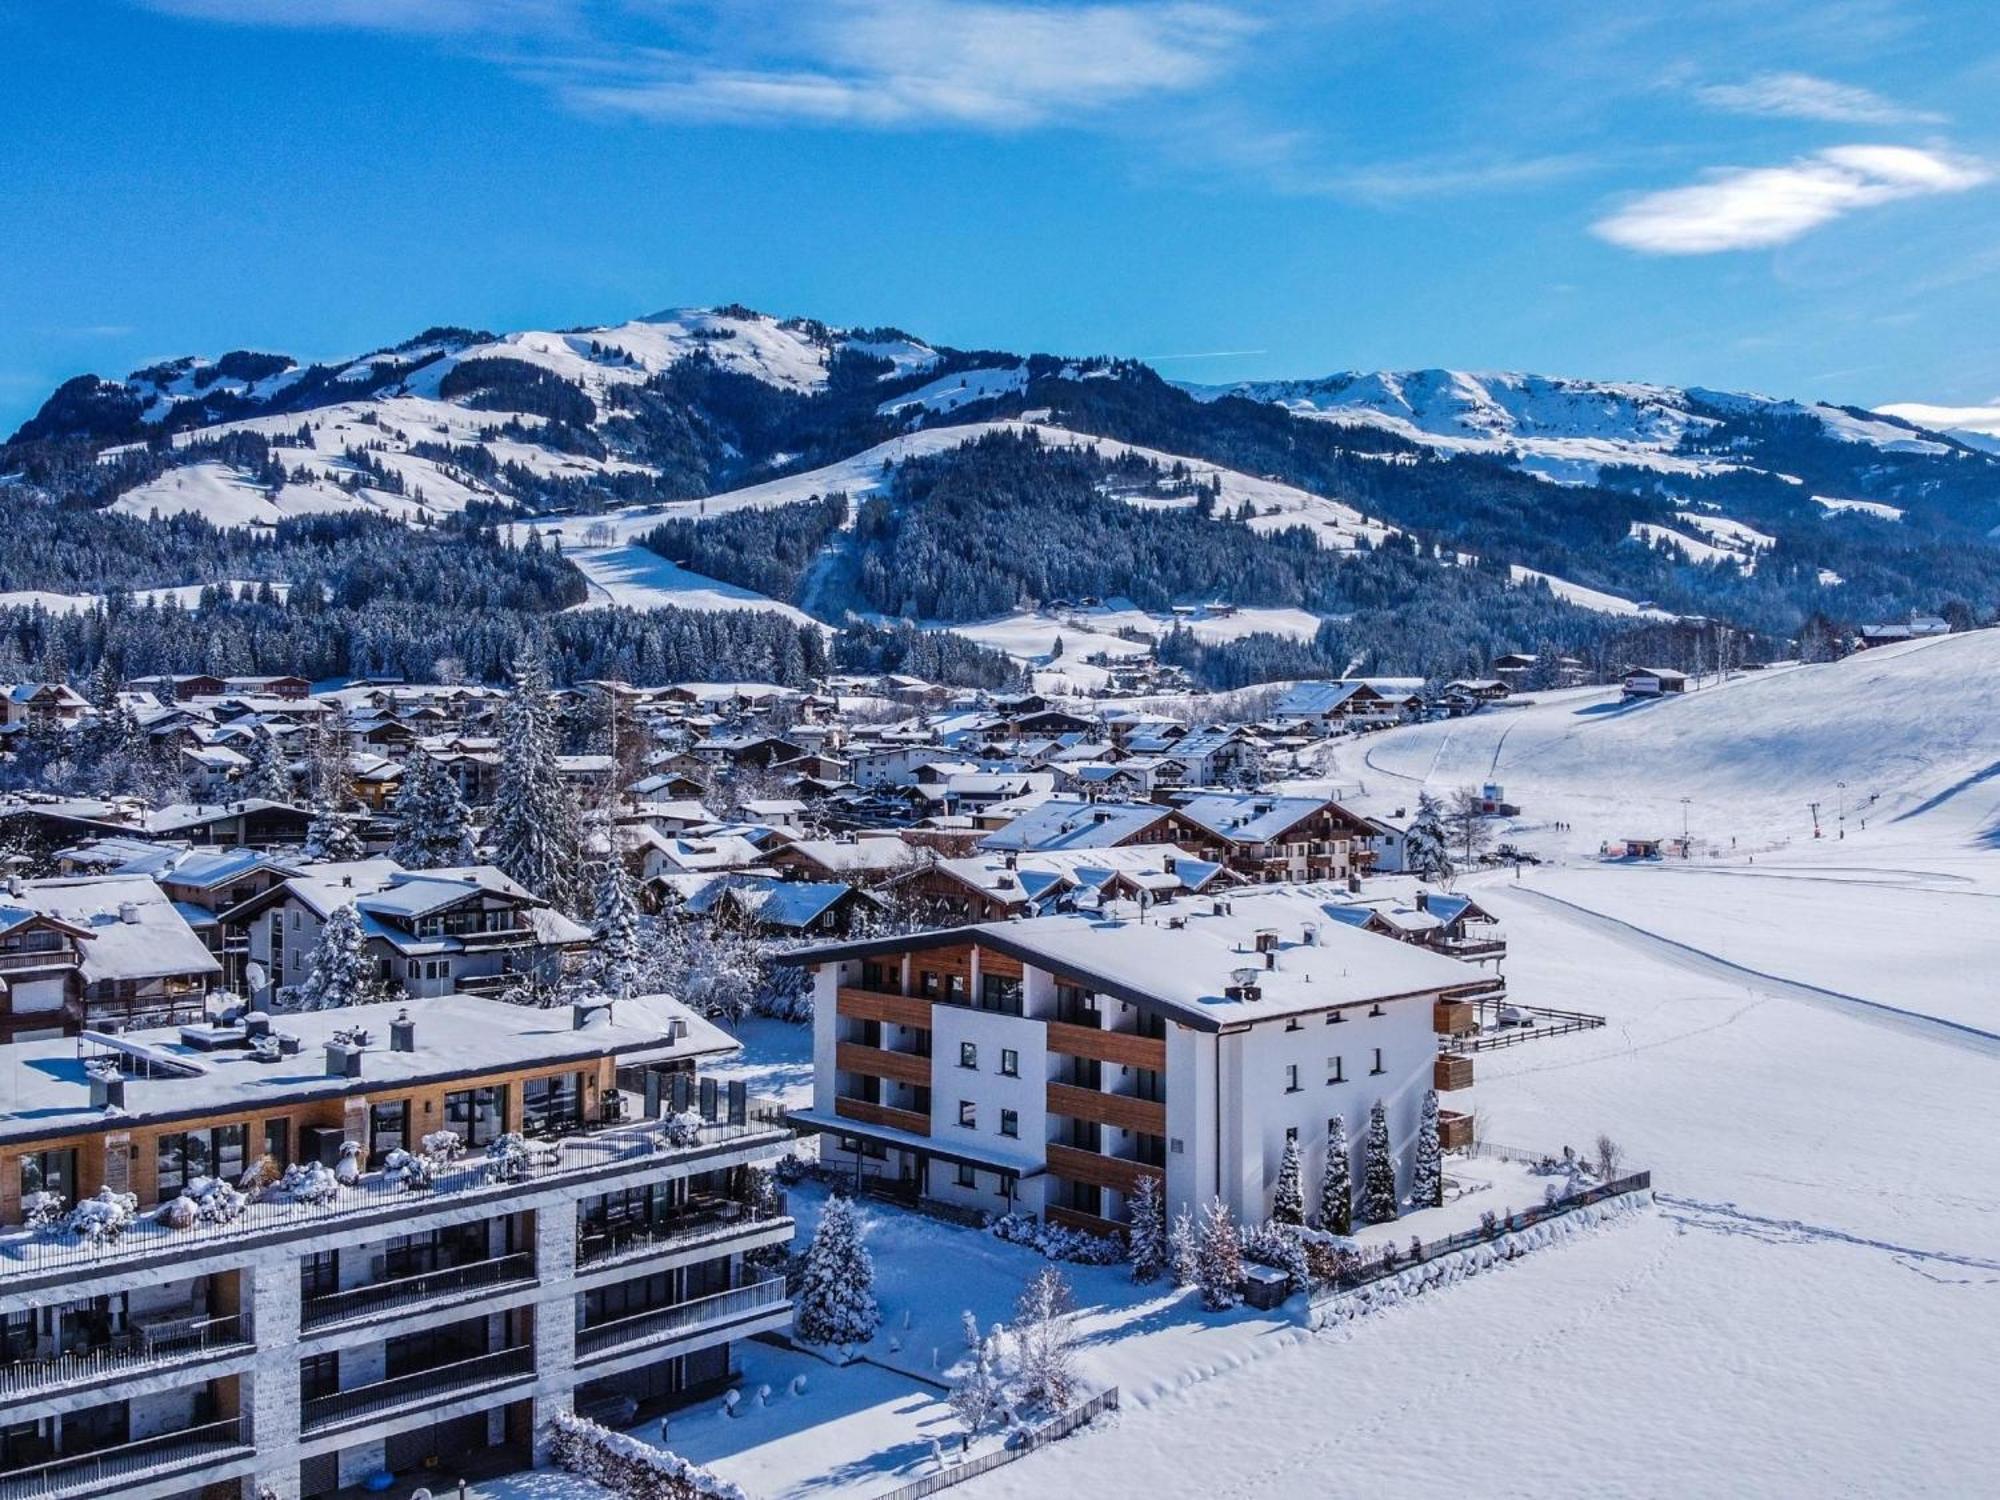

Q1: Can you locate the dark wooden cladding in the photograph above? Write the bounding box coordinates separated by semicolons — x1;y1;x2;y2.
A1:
1045;1204;1129;1240
1433;999;1476;1036
973;948;1022;979
1434;1052;1475;1091
1045;1082;1166;1136
1438;1109;1474;1150
836;1042;932;1087
835;1096;930;1137
1045;1020;1166;1072
1046;1142;1164;1197
836;987;932;1031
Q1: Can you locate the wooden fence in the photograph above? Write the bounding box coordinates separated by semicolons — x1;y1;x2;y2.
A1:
872;1387;1121;1500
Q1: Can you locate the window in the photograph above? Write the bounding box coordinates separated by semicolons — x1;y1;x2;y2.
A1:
300;1250;340;1299
522;1072;585;1137
999;1049;1019;1078
979;974;1022;1015
446;1084;508;1148
959;1042;978;1070
300;1351;340;1404
156;1124;247;1202
18;1148;76;1203
1284;1064;1301;1094
262;1119;290;1170
1371;1047;1385;1076
1170;1137;1185;1154
1286;1125;1299;1142
1327;1055;1345;1085
918;969;939;999
958;1100;976;1129
369;1101;410;1167
956;1163;977;1189
1000;1109;1019;1138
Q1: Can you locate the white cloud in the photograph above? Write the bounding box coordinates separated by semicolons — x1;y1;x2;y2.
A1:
559;2;1258;130
140;0;575;33
1695;71;1943;126
1592;145;1990;255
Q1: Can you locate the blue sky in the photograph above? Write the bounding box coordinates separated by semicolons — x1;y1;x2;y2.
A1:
1;0;1995;432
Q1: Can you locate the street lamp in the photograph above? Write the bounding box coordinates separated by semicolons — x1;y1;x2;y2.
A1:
1837;781;1847;839
1680;796;1691;854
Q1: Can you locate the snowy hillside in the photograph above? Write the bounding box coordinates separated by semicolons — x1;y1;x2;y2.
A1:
1876;399;2000;457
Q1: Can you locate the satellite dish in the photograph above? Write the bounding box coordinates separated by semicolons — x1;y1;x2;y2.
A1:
245;962;268;996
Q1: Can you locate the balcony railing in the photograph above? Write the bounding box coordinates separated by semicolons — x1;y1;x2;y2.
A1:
0;1099;791;1281
576;1277;787;1361
301;1252;535;1330
301;1345;534;1433
0;1315;247;1401
577;1194;789;1267
0;1417;250;1500
0;947;78;972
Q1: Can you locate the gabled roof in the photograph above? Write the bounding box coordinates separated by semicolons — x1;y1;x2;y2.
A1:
1171;793;1340;844
977;798;1169;852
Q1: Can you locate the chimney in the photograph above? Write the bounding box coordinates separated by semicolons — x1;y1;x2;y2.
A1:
1415;889;1428;912
90;1072;126;1111
118;901;140;925
389;1008;416;1053
1264;950;1277;971
341;875;353;887
325;1041;362;1079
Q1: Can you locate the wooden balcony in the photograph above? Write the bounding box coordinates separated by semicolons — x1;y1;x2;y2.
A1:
1045;1204;1129;1241
1045;1142;1164;1198
1433;998;1476;1036
1434;1052;1475;1092
1438;1109;1473;1151
835;1095;931;1137
836;987;933;1031
1045;1019;1166;1072
1045;1082;1166;1136
836;1041;933;1088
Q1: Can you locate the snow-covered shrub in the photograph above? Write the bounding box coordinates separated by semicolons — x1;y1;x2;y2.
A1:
795;1195;878;1346
771;1152;811;1186
383;1148;432;1192
276;1161;342;1206
66;1187;138;1245
155;1194;199;1230
749;962;815;1024
22;1190;66;1232
1479;1208;1500;1238
550;1411;746;1500
333;1140;363;1187
1240;1218;1310;1296
658;1110;706;1149
989;1212;1126;1266
947;1339;1005;1453
239;1154;281;1194
484;1132;535;1183
1013;1266;1079;1412
420;1130;464;1162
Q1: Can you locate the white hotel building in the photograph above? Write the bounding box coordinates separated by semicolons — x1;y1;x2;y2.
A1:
785;886;1482;1235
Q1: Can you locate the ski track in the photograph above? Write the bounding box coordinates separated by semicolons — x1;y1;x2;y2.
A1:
1655;1196;2000;1276
1508;885;2000;1056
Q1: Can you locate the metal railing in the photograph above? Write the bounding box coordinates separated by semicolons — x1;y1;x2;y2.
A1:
301;1345;534;1433
0;1313;247;1401
576;1277;787;1360
301;1252;535;1330
577;1194;788;1267
0;1417;249;1500
0;1100;791;1280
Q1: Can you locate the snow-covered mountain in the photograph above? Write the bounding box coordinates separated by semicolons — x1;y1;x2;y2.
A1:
1875;400;2000;456
1184;368;1968;485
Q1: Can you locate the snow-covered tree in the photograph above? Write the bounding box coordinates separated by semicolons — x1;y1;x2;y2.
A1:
795;1195;879;1346
1194;1197;1242;1311
303;795;363;863
1128;1173;1168;1283
1410;1088;1443;1210
388;752;474;869
240;732;294;802
1320;1114;1352;1235
1272;1136;1305;1225
288;902;380;1011
587;857;642;1000
1167;1204;1199;1286
1444;785;1494;865
947;1337;1004;1453
488;648;581;912
1405;790;1453;885
1014;1265;1079;1410
1362;1098;1398;1224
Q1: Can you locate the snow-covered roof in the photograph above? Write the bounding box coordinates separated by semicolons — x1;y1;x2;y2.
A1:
784;883;1477;1031
978;798;1168;852
15;876;221;984
775;838;921;874
1172;793;1335;844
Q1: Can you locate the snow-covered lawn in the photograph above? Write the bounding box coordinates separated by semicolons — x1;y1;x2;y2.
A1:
708;1016;816;1112
562;541;825;625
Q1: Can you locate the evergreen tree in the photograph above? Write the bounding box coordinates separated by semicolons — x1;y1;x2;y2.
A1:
303;794;363;862
1362;1099;1399;1224
795;1195;879;1346
388;752;474;869
1405;790;1453;885
241;732;294;803
587;857;642;1000
488;647;581;911
1320;1114;1352;1235
1410;1088;1444;1210
288;902;379;1011
1272;1136;1305;1225
1127;1173;1168;1283
1194;1197;1243;1311
1014;1265;1079;1410
1167;1205;1199;1287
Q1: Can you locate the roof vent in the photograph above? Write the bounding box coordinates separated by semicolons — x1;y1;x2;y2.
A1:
118;901;140;925
325;1040;362;1079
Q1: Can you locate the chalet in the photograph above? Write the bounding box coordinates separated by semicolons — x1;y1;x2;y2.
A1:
223;864;591;1003
1444;678;1511;703
0;994;792;1499
141;799;312;847
894;846;1228;923
977;798;1174;854
3;876;221;1041
1;684;93;730
1160;793;1374;883
219;674;312;700
126;673;226;702
782;885;1479;1231
689;734;804;771
764;837;923;887
684;877;884;938
1272;681;1403;732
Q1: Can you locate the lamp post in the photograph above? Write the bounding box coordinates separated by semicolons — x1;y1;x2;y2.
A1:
1837;781;1847;839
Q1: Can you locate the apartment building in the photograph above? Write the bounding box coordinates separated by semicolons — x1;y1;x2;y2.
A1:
0;994;793;1500
784;886;1483;1238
